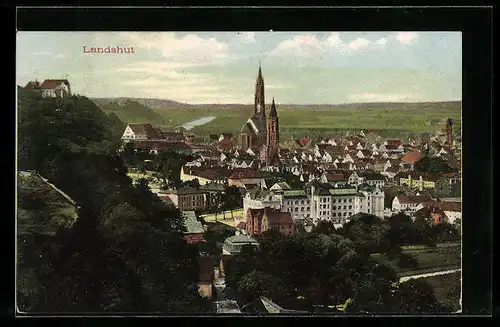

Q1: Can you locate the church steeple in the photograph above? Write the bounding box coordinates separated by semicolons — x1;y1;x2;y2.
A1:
254;63;265;120
269;97;277;118
266;97;280;167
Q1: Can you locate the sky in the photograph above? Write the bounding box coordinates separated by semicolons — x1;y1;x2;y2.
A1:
16;32;461;104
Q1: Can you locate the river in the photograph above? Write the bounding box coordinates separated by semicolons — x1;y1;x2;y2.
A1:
181;116;217;130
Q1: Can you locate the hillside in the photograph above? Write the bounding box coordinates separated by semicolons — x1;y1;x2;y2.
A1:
17;171;79;236
94;98;166;124
92;97;193;111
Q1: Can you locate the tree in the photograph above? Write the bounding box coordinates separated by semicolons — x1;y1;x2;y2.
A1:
396;279;443;313
312;220;336;235
238;270;288;303
223;185;242;220
414;157;454;173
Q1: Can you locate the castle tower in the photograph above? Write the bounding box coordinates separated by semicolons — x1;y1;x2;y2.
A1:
446;118;453;146
266;98;280;166
254;64;266;121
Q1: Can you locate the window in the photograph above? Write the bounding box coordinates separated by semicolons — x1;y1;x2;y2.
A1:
295;207;299;212
343;212;347;216
349;212;352;216
333;213;336;217
301;200;304;204
333;206;336;210
349;199;352;203
301;207;304;212
295;200;298;205
307;207;310;211
349;205;352;209
332;199;336;203
344;206;347;210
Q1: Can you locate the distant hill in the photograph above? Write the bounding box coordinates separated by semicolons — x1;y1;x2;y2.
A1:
90;97;461;112
91;97;193;110
93;98;166;124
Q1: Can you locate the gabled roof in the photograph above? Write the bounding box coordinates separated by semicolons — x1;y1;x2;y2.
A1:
395;195;433;204
401;151;422;163
229;168;263;179
181;211;205;234
128;123;158;138
295;137;311;147
420;201;461;212
265;208;294;225
39;79;70;89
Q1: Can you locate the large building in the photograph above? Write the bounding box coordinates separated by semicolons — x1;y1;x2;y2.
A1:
240;65;267;153
242;181;385;226
239;66;281;168
24;79;72;99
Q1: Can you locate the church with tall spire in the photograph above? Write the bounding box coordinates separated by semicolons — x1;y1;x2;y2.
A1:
239;64;281;168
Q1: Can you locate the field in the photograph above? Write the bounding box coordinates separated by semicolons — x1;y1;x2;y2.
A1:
154;102;462;139
371;242;461;277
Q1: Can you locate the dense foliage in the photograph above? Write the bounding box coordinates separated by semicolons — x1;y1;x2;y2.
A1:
17;89;210;313
414;157;455;173
224;231;449;314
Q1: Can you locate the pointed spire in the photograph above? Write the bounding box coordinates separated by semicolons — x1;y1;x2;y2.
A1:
269;97;277;118
257;62;263;81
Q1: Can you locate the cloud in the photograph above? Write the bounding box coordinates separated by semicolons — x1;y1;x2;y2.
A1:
346;37;371;51
239;32;256;43
395;32;419;45
347;92;417;102
272;32;421;57
31;52;66;59
118;32;229;67
271;33;387;57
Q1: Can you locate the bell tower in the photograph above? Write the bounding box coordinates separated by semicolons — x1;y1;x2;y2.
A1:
446;118;453;146
266;98;280;166
254;63;265;120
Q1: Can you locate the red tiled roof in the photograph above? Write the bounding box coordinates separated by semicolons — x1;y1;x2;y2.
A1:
24;81;40;89
228;168;263;179
265;208;294;225
420;201;461;212
396;195;433;204
39;79;69;89
401;151;422;163
236;221;247;229
128;124;158;139
295;137;311;147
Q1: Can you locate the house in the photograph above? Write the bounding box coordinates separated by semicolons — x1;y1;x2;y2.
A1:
25;79;72;99
398;172;441;191
181;211;206;244
281;189;311;220
219;231;260;278
414;206;447;225
358;171;386;188
228;168;264;189
198;253;215;299
219;133;234;142
400;151;422;170
246;207;295;236
391;195;434;214
121;123;158;142
416;201;462;224
180;166;228;185
158;187;207;211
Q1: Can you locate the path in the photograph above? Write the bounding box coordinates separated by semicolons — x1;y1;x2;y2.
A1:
399;268;461;283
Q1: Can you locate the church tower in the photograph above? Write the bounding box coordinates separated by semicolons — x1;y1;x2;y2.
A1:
446;118;453;146
254;64;266;120
266;98;280;166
